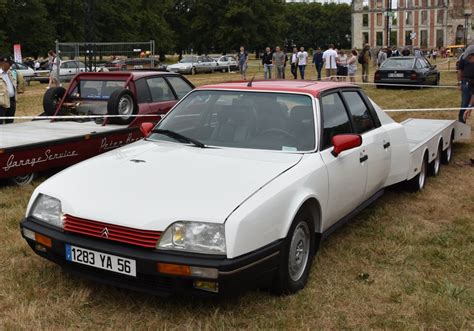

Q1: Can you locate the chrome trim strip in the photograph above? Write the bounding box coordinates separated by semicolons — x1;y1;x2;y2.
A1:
219;251;280;276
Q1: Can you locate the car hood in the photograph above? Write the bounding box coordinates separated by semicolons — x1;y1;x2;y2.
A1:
32;140;302;231
168;63;192;69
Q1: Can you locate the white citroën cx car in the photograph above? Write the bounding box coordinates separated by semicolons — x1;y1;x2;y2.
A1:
20;80;469;297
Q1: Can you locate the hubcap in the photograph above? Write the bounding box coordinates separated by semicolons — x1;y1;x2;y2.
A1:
118;95;133;118
288;222;310;282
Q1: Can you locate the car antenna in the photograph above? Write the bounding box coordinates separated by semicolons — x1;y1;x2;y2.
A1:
247;74;256;87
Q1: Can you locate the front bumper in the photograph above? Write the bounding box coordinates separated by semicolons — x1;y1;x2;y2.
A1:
20;217;282;298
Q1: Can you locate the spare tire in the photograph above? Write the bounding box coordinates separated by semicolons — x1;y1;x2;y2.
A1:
43;87;66;116
107;88;138;125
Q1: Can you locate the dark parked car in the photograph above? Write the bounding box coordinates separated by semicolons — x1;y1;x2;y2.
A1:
104;59;127;71
374;56;440;88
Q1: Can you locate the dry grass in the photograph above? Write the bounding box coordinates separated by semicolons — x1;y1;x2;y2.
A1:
1;60;473;329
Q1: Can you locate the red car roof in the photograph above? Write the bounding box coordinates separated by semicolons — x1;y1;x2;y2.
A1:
74;71;180;80
198;80;357;98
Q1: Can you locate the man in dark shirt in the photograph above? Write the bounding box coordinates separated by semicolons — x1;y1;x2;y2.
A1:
262;47;273;80
312;47;323;81
457;45;474;122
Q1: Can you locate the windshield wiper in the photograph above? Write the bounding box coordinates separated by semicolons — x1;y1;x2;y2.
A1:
152;129;206;148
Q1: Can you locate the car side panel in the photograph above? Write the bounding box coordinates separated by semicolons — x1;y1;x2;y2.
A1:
225;153;328;259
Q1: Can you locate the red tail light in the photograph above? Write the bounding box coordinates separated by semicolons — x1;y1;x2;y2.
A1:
410;71;418;81
374;72;381;81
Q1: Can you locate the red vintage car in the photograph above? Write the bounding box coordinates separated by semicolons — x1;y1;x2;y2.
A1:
1;71;194;185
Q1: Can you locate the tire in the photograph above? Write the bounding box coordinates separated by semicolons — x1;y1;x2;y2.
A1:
221;68;226;73
441;134;453;164
43;87;66;116
407;153;428;192
429;143;442;176
435;74;440;86
272;208;315;295
9;173;36;186
106;88;138;125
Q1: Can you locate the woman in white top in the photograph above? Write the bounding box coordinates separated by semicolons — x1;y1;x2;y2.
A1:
347;49;358;83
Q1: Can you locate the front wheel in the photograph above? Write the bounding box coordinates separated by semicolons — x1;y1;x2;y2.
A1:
272;209;315;295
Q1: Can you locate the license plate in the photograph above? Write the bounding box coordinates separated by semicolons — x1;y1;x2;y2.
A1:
65;244;136;277
388;73;404;78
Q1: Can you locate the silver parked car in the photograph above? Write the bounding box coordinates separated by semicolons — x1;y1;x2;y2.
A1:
33;60;88;83
167;55;218;75
213;55;238;72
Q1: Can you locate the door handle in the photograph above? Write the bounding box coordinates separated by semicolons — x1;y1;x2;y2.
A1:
360;155;368;163
383;142;391;149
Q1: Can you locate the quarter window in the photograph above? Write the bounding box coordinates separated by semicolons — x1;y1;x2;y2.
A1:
321;93;352;150
166;76;193;99
342;91;375;134
146;77;174;102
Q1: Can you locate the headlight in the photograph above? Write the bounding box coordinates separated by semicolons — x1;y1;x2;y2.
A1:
29;194;63;229
157;222;226;255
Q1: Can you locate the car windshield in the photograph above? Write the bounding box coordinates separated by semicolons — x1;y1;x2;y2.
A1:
380;58;414;69
70;80;126;100
180;57;197;63
149;90;315;152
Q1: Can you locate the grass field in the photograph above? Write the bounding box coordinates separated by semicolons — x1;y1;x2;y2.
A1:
0;59;473;329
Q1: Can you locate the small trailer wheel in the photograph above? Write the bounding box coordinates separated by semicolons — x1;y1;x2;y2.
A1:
407;154;428;192
441;134;454;164
429;143;442;176
9;173;36;186
43;87;66;116
107;88;138;125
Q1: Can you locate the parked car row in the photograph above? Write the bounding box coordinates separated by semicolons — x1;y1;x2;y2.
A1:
167;55;238;74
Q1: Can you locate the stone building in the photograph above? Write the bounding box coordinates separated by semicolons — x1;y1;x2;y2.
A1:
351;0;473;49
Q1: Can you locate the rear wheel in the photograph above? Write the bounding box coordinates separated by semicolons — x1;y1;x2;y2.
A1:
43;87;66;116
272;208;315;295
107;88;138;125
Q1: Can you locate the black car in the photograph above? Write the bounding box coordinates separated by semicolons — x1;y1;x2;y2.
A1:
374;56;440;88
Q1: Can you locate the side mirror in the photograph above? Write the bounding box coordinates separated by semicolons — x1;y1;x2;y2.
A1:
140;122;154;137
331;134;362;157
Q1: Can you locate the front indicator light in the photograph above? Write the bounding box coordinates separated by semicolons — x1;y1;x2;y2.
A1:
22;228;52;248
157;263;218;279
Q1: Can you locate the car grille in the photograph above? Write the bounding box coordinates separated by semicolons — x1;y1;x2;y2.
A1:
63;214;162;248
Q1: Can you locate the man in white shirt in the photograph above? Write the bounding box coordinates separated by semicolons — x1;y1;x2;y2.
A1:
322;44;338;80
297;47;308;79
0;55;24;124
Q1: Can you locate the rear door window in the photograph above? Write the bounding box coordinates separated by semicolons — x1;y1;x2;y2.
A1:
166;76;193;99
321;93;353;150
146;77;174;102
342;91;375;134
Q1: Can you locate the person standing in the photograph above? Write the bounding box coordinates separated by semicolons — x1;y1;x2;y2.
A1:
237;46;248;80
322;44;338;80
47;50;61;89
312;47;323;81
297;47;308;80
290;47;298;79
283;52;288;79
377;46;387;67
272;46;286;79
457;45;474;123
347;49;358;83
0;55;24;124
361;43;371;83
262;47;273;80
336;50;348;82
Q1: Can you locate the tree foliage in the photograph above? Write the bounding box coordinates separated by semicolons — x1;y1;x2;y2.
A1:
0;0;351;57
